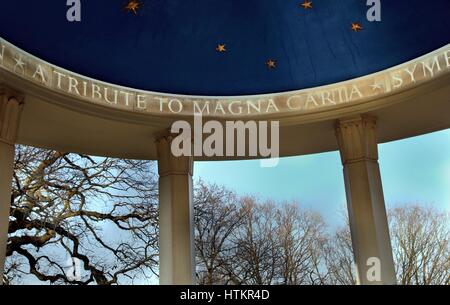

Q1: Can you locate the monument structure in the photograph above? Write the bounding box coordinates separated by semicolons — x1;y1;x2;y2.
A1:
0;0;449;284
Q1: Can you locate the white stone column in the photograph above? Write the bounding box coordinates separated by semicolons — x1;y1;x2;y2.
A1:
0;86;23;284
155;135;195;285
335;115;396;285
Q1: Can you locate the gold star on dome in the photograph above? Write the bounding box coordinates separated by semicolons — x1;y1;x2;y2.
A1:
351;22;363;32
124;0;142;14
300;1;313;9
216;44;226;53
266;59;276;69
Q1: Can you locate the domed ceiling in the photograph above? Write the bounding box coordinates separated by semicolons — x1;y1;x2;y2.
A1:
1;0;449;95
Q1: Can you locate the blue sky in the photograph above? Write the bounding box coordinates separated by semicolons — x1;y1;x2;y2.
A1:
194;129;450;228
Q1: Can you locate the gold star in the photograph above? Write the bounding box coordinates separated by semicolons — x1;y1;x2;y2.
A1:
351;22;363;32
216;44;226;52
300;1;313;9
125;0;142;14
266;59;276;69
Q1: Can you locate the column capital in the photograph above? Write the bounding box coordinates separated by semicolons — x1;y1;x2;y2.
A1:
335;115;378;165
155;133;193;177
0;85;24;145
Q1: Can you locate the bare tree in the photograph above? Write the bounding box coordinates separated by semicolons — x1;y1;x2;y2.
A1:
324;225;357;285
389;205;449;285
326;205;449;285
194;182;331;285
194;180;246;284
4;145;159;285
275;203;329;284
223;198;280;285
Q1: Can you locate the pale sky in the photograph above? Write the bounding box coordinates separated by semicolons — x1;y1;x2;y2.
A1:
195;128;450;228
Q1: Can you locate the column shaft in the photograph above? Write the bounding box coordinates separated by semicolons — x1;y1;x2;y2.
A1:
336;115;396;285
0;86;23;284
156;135;195;285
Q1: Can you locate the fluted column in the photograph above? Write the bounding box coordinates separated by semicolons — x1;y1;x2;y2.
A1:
155;134;195;285
335;115;396;285
0;85;24;284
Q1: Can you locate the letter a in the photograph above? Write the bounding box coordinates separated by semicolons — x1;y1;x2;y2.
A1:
67;0;81;22
366;0;381;22
171;121;192;157
366;257;381;282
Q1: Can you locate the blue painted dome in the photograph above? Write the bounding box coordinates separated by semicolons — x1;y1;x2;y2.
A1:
1;0;449;95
